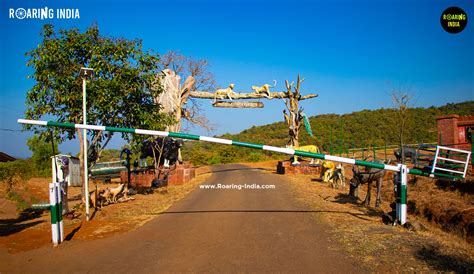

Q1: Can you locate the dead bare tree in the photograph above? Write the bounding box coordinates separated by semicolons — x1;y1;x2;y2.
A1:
282;75;306;148
158;51;216;132
391;91;413;164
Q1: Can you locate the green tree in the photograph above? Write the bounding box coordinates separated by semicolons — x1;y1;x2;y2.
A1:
24;24;173;199
26;135;58;176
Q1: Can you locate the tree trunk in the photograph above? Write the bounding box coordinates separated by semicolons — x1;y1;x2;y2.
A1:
190;91;318;100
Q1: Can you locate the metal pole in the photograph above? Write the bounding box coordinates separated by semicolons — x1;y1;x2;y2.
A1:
83;78;90;221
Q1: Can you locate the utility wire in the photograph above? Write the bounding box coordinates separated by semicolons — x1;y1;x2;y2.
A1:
0;128;25;132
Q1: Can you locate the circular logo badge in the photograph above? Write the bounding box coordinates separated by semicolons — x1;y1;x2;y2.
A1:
15;8;26;19
441;7;468;34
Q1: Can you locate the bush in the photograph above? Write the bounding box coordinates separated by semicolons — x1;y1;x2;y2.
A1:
0;159;35;192
27;135;57;177
247;152;263;162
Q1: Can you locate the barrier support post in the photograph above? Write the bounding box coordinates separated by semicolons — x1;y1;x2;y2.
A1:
394;164;408;225
49;183;63;246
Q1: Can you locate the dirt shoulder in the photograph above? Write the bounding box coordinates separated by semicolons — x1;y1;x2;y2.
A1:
245;160;474;272
0;166;211;254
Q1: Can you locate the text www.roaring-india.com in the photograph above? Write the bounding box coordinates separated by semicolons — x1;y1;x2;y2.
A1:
199;184;275;190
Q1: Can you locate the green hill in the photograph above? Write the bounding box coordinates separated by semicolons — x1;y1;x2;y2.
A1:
182;101;474;165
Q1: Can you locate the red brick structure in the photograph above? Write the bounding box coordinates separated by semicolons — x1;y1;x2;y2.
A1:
436;115;473;171
277;160;322;175
436;115;474;151
120;164;196;188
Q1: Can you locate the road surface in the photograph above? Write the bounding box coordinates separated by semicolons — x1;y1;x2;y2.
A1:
3;164;363;273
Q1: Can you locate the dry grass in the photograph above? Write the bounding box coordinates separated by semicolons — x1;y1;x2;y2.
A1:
247;160;474;272
0;166;211;253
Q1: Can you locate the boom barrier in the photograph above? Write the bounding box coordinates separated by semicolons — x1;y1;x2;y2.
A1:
19;118;461;225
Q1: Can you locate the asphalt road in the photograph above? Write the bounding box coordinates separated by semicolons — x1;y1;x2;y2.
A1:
3;164;363;273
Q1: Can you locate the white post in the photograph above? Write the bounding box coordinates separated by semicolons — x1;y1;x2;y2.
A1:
49;182;63;246
49;183;58;246
83;77;90;221
395;164;408;225
55;182;64;243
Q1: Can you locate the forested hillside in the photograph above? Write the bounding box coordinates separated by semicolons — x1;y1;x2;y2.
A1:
182;101;474;165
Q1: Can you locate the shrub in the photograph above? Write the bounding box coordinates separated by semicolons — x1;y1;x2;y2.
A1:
0;159;35;193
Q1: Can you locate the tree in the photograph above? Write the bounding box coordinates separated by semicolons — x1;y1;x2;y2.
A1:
24;24;173;200
157;50;216;132
26;134;58;177
391;91;413;164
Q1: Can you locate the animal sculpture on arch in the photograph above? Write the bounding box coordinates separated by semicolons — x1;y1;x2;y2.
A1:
251;80;277;98
214;83;235;102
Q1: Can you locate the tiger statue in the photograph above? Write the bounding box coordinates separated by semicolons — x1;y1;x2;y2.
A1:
288;145;321;165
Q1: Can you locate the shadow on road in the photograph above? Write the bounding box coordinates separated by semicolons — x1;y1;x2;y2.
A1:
65;222;82;241
332;193;387;218
159;209;372;221
0;208;46;237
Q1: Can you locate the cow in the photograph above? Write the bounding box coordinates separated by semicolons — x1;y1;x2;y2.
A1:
394;147;418;164
349;162;387;208
140;137;184;168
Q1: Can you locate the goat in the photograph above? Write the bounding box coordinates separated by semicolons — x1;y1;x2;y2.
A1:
349;162;387;207
330;164;346;189
214;84;235;102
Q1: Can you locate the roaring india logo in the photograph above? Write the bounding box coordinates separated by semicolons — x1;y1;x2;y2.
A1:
9;7;80;20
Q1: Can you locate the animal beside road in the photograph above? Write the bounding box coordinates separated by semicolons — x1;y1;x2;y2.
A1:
251;80;277;98
288;145;321;164
330;164;346;189
214;83;235;102
394;147;418;164
109;183;125;203
321;160;335;184
90;186;113;209
140;137;184;168
349;162;387;207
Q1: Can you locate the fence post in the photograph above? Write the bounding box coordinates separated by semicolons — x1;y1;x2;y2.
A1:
352;141;355;158
373;144;376;160
394;164;407;225
361;142;365;160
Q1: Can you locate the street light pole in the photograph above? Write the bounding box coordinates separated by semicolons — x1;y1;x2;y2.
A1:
79;67;94;221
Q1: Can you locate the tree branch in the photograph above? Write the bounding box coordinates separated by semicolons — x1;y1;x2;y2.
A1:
189;91;318;100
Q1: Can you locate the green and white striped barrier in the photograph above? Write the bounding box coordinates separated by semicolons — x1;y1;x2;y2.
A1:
19;118;436;225
49;182;63;246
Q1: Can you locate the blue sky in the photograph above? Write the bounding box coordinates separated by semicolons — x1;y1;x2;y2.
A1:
1;0;473;158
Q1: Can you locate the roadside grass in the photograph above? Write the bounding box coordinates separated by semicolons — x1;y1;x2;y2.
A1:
246;160;474;272
0;166;211;253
